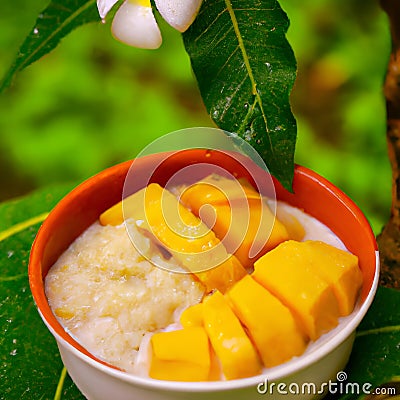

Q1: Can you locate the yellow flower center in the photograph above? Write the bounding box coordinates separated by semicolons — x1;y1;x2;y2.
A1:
128;0;151;7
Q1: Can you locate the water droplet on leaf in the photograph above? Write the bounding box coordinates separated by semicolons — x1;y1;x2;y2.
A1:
243;129;253;142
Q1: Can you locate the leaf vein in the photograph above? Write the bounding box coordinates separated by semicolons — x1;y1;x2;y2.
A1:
224;0;274;155
356;325;400;338
219;72;249;121
215;44;240;79
238;97;258;135
209;24;235;50
194;8;228;43
0;274;26;283
54;366;68;400
0;212;49;242
232;8;276;11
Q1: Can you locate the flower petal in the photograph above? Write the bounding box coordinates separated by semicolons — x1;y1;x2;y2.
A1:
155;0;203;32
111;0;162;49
97;0;120;19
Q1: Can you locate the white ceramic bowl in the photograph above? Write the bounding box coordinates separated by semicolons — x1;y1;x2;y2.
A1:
29;150;379;400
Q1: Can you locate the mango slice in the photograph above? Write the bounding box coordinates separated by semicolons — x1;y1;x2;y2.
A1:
101;183;246;293
149;327;211;381
194;254;247;293
227;275;307;367
252;241;341;341
202;290;262;380
180;303;203;328
180;174;290;268
99;199;127;226
179;175;260;209
294;241;362;316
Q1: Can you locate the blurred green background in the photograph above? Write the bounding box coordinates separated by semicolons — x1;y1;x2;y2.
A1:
0;0;392;234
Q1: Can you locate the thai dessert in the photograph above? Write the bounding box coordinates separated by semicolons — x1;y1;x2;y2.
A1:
45;173;363;381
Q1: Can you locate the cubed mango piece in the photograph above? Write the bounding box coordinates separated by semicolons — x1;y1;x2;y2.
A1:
180;175;290;268
180;303;203;328
99;199;126;226
253;241;340;341
198;199;290;269
180;174;260;211
194;254;247;293
202;291;262;380
227;275;307;367
101;183;246;293
101;184;218;255
295;241;362;316
150;327;211;381
208;348;223;381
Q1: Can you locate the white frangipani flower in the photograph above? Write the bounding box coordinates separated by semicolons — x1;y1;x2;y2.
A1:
112;0;162;49
97;0;203;49
154;0;203;32
97;0;119;20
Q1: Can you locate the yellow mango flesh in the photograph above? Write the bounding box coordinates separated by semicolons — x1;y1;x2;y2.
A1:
100;183;246;293
180;303;204;328
138;184;219;254
294;241;362;316
253;241;340;341
180;176;260;209
227;275;307;367
202;290;262;380
137;184;246;292
180;175;290;268
101;183;218;253
150;327;211;381
194;254;247;293
99;199;126;226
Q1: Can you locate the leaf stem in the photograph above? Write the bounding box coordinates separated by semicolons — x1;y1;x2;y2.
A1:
356;324;400;338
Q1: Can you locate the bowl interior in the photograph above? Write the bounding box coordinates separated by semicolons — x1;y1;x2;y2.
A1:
28;149;379;379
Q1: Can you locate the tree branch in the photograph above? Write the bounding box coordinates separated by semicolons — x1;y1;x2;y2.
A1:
376;0;400;289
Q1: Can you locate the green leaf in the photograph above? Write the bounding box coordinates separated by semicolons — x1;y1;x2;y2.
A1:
0;0;99;93
1;184;398;399
334;286;400;400
0;183;84;399
183;0;297;191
